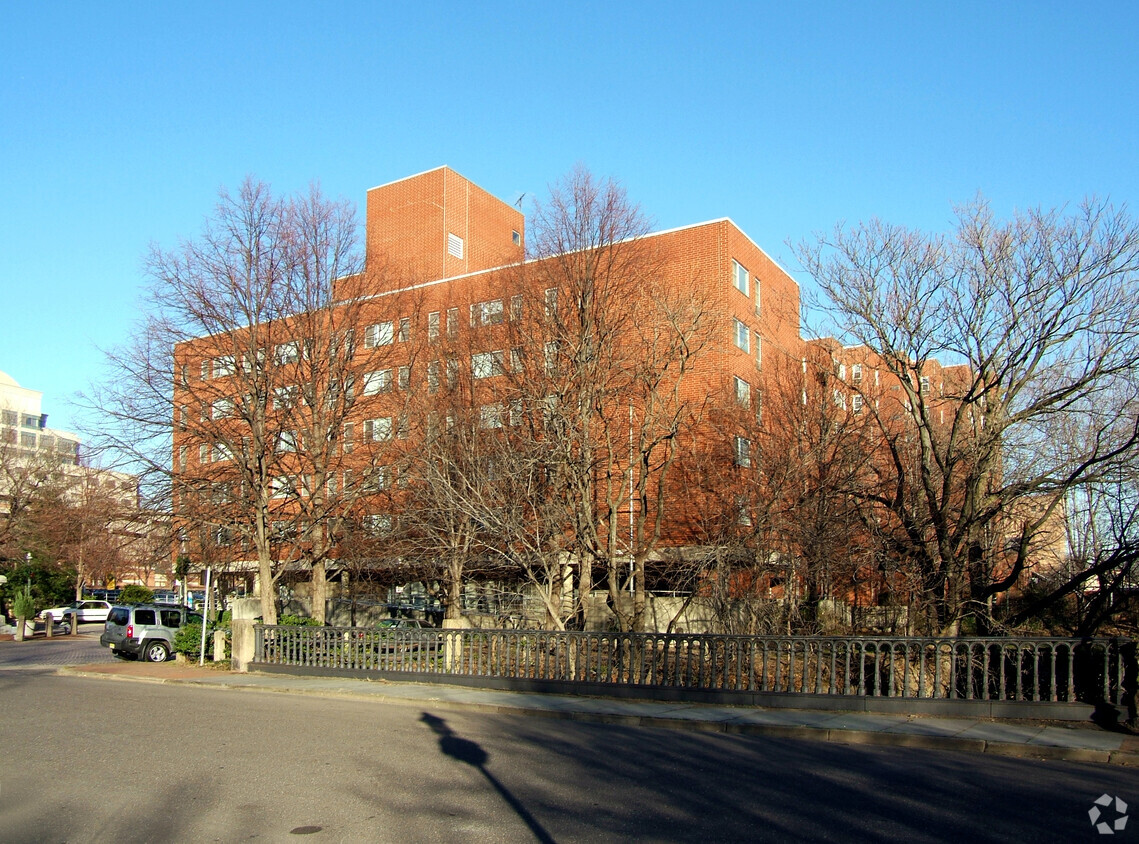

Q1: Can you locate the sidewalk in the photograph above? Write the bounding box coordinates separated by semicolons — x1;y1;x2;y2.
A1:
61;660;1139;767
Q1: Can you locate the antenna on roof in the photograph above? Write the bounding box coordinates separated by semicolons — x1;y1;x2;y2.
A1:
514;192;526;208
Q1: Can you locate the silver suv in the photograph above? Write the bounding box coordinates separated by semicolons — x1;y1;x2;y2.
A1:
101;604;202;662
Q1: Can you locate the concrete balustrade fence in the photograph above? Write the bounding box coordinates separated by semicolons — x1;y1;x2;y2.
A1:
253;625;1135;720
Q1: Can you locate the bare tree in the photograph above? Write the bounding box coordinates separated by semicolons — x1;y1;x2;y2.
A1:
88;179;396;624
512;166;716;632
798;198;1139;633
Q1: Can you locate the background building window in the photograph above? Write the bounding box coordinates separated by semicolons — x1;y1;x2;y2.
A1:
733;259;749;296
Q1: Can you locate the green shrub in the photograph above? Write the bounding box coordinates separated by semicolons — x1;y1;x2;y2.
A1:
173;622;206;658
119;585;155;605
12;584;35;620
278;614;323;627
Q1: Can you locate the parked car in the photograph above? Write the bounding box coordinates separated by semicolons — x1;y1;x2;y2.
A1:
374;617;439;654
100;604;203;662
39;600;113;626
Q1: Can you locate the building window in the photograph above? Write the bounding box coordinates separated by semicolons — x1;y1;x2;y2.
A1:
733;319;750;353
275;341;301;365
446;307;459;339
200;360;212;380
365;322;394;348
920;376;930;394
446;360;459;389
199;444;210;465
755;390;763;424
363;369;393;395
398;317;411;343
448;232;464;259
427;361;440;393
545;288;558;317
544;341;559;376
276;431;299;453
834;389;847;411
851;363;863;383
211;398;233;420
342;422;354;454
398;365;410;391
512;230;521;246
754;333;762;369
479;403;504;429
363;514;392;536
364;417;393;442
732;259;749;296
733;436;751;468
852;395;864;415
178;446;188;472
428;311;440;341
368;466;391;491
734;376;750;408
273;386;299;409
214;355;236;377
470;299;504;327
472;351;505;379
20;431;36;448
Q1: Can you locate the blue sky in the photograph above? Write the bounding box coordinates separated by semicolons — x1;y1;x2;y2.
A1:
2;1;1136;438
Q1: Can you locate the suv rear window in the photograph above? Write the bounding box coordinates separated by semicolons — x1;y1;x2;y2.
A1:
134;609;157;625
108;607;129;626
160;609;182;627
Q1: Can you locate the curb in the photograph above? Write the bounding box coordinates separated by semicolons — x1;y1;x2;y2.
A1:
59;666;1129;766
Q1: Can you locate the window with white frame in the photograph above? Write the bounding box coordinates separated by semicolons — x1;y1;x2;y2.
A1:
398;317;410;343
364;417;393;442
275;340;301;364
851;363;863;383
479;403;504;429
755;390;763;423
470;299;504;327
368;465;390;491
276;431;299;453
754;333;762;368
733;319;750;353
920;376;930;394
834;389;847;410
199;444;211;465
273;386;299;409
544;341;559;376
472;350;505;379
852;395;864;415
363;513;392;535
734;376;750;408
365;321;394;348
732;259;749;296
447;307;459;339
363;369;392;395
342;422;354;454
428;311;440;341
733;436;751;468
211;398;233;420
200;359;212;380
446;359;458;389
427;361;440;393
398;365;410;391
214;355;236;377
510;294;523;321
448;232;464;259
545;287;558;316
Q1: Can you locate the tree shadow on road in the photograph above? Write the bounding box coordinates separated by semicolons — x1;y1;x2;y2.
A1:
420;711;556;844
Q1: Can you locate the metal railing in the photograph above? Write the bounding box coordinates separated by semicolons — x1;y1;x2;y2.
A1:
254;626;1133;706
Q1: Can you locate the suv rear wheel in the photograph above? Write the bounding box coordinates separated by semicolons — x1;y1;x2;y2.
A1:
142;641;170;662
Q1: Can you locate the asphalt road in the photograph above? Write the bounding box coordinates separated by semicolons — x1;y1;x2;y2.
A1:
1;662;1138;843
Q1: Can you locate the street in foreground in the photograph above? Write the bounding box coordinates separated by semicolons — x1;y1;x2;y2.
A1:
1;667;1137;842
